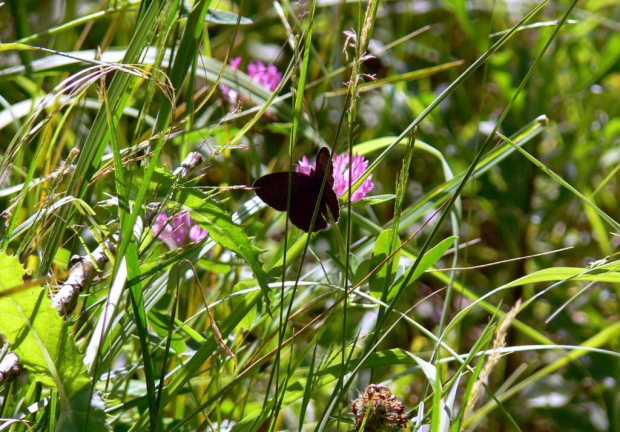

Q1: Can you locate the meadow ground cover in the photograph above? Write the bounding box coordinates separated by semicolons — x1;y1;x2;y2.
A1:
0;0;619;431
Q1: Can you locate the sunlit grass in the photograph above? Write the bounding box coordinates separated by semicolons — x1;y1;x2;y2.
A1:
0;1;619;431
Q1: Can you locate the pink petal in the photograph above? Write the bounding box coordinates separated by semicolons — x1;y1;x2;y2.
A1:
296;155;314;175
325;152;374;201
247;62;258;79
229;57;242;70
152;211;208;248
189;225;208;242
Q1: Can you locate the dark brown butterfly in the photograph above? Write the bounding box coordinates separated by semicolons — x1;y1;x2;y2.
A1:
253;147;340;232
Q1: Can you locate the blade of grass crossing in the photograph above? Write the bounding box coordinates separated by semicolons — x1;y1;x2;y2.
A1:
385;10;581;423
102;77;161;431
101;78;129;228
378;129;416;320
15;1;141;45
117;2;210;429
464;320;620;427
298;341;319;431
32;0;168;275
317;2;567;427
155;276;179;416
430;363;442;432
131;1;176;146
451;319;496;430
270;4;317;428
497;132;620;233
339;1;549;202
131;292;262;431
374;0;574;352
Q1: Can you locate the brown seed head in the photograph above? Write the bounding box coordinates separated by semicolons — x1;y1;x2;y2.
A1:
351;384;408;431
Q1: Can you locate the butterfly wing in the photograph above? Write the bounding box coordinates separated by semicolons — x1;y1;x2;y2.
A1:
322;186;340;224
289;177;328;232
254;150;341;232
314;147;340;228
313;147;334;188
253;172;310;211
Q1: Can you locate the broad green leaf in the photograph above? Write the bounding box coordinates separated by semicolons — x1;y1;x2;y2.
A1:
130;167;211;208
503;265;620;287
57;387;108;432
405;351;438;386
353;258;371;286
194;201;272;306
233;281;259;330
152;171;272;306
0;253;108;431
197;258;235;273
266;232;310;276
387;236;456;300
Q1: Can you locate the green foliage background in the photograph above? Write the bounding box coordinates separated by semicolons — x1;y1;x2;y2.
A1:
0;0;618;431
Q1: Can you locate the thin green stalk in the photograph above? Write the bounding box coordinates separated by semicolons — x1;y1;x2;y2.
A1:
31;0;168;273
497;132;620;233
316;1;556;428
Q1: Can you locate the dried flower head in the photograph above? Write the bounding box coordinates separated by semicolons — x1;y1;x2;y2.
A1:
296;150;374;201
152;211;208;249
221;57;283;106
351;384;408;431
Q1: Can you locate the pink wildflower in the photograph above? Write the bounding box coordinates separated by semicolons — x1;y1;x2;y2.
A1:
152;211;208;249
295;151;374;201
221;56;282;105
296;155;314;176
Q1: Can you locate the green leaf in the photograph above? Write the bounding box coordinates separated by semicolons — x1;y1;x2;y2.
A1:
206;8;253;25
138;167;211;207
0;253;108;431
353;194;396;206
0;43;34;52
197;258;235;273
405;351;438;386
149;310;186;354
503;265;620;287
57;387;109;432
387;236;456;300
181;2;253;25
194;201;272;307
0;252;25;287
233;281;259;330
266;232;310;276
162;175;272;307
369;229;401;299
352;258;371;286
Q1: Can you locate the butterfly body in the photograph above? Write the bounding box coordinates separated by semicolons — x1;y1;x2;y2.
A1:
253;147;340;232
